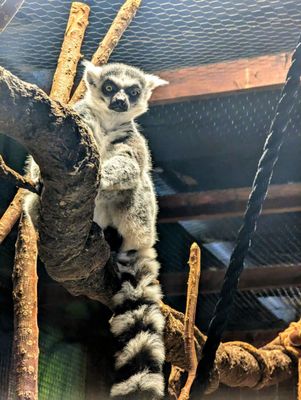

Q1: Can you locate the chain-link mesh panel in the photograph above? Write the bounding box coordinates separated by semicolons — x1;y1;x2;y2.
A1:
0;0;301;76
195;287;301;331
145;91;286;162
38;327;87;400
166;287;301;332
180;212;301;268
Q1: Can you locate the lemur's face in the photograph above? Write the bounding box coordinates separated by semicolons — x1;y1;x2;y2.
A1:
83;61;168;119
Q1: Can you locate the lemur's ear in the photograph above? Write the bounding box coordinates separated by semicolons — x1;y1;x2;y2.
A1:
82;60;102;88
145;74;169;90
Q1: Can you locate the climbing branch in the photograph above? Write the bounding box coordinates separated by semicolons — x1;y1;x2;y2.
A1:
50;2;90;103
11;213;39;400
69;0;142;104
0;156;36;244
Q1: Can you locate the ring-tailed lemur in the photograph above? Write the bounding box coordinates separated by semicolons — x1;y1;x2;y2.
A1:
24;61;168;399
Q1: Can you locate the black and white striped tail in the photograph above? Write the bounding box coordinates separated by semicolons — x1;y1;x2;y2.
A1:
110;248;165;399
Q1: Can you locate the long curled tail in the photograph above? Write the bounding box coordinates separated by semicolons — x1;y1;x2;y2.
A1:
109;248;165;400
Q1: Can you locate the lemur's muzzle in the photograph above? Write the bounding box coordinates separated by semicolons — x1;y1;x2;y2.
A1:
109;91;129;112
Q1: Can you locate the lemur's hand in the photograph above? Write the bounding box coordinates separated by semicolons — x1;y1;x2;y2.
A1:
99;154;140;191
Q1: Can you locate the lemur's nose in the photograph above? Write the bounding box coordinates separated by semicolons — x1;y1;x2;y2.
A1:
109;91;129;112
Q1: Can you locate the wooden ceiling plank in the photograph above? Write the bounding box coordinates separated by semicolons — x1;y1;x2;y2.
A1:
158;183;301;223
150;52;292;105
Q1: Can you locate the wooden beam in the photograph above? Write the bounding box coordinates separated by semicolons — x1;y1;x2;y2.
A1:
150;52;292;105
161;264;301;296
158;183;301;223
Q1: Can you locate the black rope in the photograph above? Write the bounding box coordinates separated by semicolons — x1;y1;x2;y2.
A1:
191;36;301;398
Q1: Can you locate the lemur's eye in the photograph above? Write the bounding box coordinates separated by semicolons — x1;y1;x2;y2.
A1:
102;80;117;95
105;84;113;92
130;88;141;97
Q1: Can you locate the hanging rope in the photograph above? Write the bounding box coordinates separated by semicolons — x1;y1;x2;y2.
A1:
191;35;301;398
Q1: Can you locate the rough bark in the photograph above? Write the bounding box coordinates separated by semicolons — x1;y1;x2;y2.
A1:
162;303;297;394
0;188;25;244
11;213;39;400
0;66;300;396
168;365;184;399
0;66;112;305
180;243;201;399
69;0;142;104
50;2;90;103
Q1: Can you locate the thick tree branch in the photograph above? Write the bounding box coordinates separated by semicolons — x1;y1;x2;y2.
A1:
0;66;111;305
162;303;298;394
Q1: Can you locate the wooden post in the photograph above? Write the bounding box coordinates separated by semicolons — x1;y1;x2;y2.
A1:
179;243;201;400
168;243;201;400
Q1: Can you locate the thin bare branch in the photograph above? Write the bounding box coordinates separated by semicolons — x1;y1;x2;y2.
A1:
50;2;90;103
168;365;184;399
0;155;38;193
0;188;25;244
178;243;201;400
11;213;39;400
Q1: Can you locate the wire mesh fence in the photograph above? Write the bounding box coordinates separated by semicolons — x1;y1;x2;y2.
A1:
1;0;301;76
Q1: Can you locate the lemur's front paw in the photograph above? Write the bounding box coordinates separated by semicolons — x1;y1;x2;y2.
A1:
117;250;137;264
99;179;112;191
